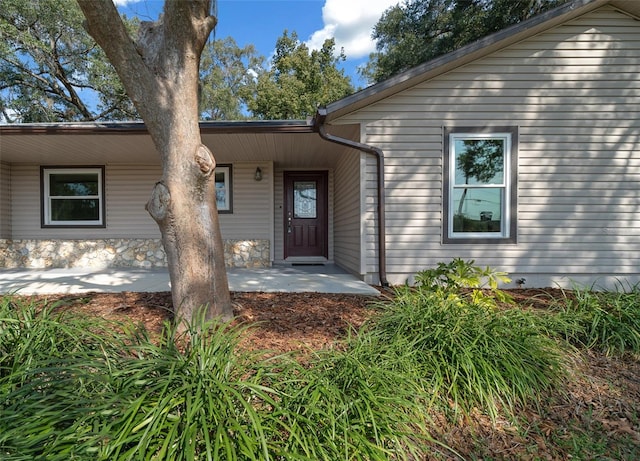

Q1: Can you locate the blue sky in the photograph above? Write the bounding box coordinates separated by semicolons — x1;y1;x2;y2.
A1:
115;0;400;87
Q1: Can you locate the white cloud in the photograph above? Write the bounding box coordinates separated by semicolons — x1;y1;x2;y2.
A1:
112;0;135;5
306;0;399;59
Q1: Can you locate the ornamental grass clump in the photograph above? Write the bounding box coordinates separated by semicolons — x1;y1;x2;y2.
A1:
93;319;438;460
542;283;640;357
0;296;134;461
0;301;288;461
368;259;565;419
92;318;288;461
0;295;123;381
272;332;439;460
1;296;438;460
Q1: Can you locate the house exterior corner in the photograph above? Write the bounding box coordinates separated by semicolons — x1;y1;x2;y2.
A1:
329;3;640;290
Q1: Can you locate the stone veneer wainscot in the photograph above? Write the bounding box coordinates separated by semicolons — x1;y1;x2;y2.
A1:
0;239;270;269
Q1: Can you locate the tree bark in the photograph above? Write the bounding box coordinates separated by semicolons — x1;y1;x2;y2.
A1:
78;0;233;326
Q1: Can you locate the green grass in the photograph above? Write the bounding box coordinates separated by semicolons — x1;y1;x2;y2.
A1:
2;262;639;460
538;283;640;357
0;297;134;460
366;285;565;420
273;331;443;460
0;296;432;460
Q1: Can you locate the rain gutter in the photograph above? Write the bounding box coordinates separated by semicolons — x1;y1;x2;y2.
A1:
313;107;389;287
0;119;315;135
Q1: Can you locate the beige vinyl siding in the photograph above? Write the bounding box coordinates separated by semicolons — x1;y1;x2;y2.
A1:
218;162;273;243
10;162;274;244
105;165;162;237
8;165;39;238
0;163;10;238
273;168;285;261
333;151;363;275
341;6;640;287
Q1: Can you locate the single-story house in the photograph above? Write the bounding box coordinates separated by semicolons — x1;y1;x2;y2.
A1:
1;0;638;289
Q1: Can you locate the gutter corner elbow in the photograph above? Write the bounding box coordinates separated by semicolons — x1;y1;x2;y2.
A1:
312;107;328;131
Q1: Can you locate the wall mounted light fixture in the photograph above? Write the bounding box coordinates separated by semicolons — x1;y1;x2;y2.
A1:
254;167;262;181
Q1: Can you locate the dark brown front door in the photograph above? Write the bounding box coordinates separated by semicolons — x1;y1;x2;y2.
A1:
284;171;328;259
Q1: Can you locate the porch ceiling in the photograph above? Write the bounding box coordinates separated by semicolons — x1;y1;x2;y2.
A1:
0;122;361;168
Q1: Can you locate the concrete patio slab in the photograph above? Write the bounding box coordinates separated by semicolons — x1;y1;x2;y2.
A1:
0;265;380;296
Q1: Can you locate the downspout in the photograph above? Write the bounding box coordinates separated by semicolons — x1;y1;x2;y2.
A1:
313;108;389;287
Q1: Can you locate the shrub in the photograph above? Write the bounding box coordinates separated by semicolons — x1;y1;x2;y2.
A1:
371;288;563;419
93;319;290;461
414;257;514;307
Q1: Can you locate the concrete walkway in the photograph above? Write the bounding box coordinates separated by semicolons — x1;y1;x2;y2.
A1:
0;265;380;296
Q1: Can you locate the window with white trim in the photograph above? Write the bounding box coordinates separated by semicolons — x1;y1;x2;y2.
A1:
443;127;517;243
215;165;232;213
41;167;105;227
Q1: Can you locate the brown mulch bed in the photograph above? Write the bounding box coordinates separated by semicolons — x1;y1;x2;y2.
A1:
26;287;567;353
13;288;640;459
30;290;380;353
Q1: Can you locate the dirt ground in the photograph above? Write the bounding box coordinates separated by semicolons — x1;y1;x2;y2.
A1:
19;288;640;459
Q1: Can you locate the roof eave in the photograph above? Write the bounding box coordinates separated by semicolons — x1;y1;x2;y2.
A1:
323;0;609;122
0;119;314;136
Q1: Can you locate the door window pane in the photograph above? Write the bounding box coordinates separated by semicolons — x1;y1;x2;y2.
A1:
294;181;317;218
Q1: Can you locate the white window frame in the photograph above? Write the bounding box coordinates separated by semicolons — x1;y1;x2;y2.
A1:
42;167;105;227
215;165;232;213
443;127;517;244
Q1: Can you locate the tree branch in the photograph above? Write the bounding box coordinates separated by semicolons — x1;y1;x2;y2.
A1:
49;36;93;119
77;0;153;113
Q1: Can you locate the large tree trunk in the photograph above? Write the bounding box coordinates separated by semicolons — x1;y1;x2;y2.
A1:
145;125;232;325
78;0;233;326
